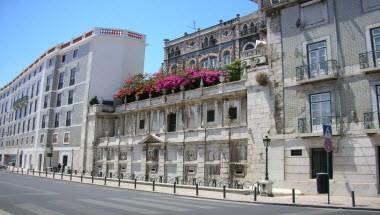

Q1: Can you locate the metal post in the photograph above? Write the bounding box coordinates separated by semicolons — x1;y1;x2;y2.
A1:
134;179;137;189
196;183;199;196
254;187;257;201
174;182;176;194
21;168;23;175
33;169;34;176
265;146;269;181
45;170;47;177
104;176;107;185
61;171;63;180
292;188;295;204
118;177;121;187
27;169;29;175
223;185;226;199
153;180;155;191
81;173;83;183
39;170;41;177
92;174;94;184
53;171;55;179
17;168;19;174
327;151;330;204
352;191;355;207
70;171;73;181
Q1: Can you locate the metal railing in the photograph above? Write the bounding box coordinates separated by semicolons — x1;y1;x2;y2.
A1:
298;116;341;134
262;0;289;8
296;60;338;81
363;112;378;129
241;47;267;59
359;51;380;70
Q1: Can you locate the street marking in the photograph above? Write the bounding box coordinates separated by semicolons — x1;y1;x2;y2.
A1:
109;197;188;212
0;193;57;198
50;200;121;215
0;209;13;215
79;199;160;215
281;210;333;215
134;197;214;209
15;203;65;215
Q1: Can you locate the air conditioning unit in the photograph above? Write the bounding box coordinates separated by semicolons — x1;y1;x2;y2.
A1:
150;168;157;174
253;56;267;65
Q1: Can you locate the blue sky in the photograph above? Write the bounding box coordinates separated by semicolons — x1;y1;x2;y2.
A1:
0;0;257;87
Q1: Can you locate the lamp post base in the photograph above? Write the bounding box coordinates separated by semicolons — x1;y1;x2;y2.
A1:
259;180;274;197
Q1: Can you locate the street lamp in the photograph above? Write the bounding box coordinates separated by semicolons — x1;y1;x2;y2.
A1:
263;136;271;181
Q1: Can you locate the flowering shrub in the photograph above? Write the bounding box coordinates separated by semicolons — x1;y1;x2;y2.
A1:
114;68;226;101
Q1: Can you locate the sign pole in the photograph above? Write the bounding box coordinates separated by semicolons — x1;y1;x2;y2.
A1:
323;124;332;205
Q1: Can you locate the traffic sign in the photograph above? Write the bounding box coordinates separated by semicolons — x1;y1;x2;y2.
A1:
324;138;333;152
323;125;332;138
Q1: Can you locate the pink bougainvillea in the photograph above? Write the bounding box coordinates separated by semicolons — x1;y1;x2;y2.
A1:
114;68;225;101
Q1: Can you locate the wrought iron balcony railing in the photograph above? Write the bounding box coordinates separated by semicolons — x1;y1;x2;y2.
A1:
296;60;338;82
262;0;289;8
363;111;379;130
359;51;380;70
298;116;341;134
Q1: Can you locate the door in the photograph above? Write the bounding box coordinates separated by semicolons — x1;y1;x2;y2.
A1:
308;41;327;78
38;154;42;171
310;92;331;132
372;27;380;67
62;155;68;166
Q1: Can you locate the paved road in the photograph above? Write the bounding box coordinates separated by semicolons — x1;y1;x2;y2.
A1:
0;171;377;215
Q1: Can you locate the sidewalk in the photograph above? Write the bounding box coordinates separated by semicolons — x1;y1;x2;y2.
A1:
5;167;380;211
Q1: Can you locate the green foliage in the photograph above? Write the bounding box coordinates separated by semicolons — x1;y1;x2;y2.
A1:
89;96;99;105
225;60;241;82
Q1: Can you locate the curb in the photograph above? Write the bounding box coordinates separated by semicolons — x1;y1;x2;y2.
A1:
5;171;380;212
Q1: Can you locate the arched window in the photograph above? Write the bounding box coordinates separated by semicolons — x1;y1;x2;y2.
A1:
242;24;248;34
210;36;216;46
243;43;255;51
209;56;217;69
170;65;177;74
175;47;180;56
189;60;196;69
250;22;256;33
223;51;231;65
201;58;208;68
203;37;209;48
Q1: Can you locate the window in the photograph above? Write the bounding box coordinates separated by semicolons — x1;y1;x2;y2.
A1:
48;58;53;67
207;110;215;122
300;1;327;27
34;100;38;112
44;96;48;108
41;115;46;129
167;113;176;132
52;134;58;144
244;43;255;51
73;49;78;58
61;55;66;63
362;0;380;12
228;107;237;120
307;41;327;78
54;113;60;128
45;75;52;91
139;119;145;129
189;60;196;69
66;111;72;126
36;80;40;95
371;27;380;67
223;51;231;65
68;90;74;104
32;117;35;130
201;59;208;68
310;92;331;132
63;133;70;144
69;68;76;86
31;84;34;98
56;93;62;107
58;73;64;89
201;57;218;69
209;56;217;69
291;149;303;156
311;148;333;179
40;134;44;143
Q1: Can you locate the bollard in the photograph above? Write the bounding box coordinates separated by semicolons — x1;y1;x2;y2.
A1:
104;176;107;185
134;179;137;189
61;171;63;180
118;177;121;187
21;168;23;175
153;180;155;191
53;172;55;179
352;191;355;207
92;174;94;184
254;187;257;201
45;170;47;177
32;169;35;176
39;170;41;177
292;188;295;204
17;168;19;174
174;182;176;194
196;183;199;196
223;185;226;199
81;173;83;183
70;171;73;181
27;169;29;175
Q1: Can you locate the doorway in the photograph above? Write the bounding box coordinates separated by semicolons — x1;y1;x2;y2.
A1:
62;155;68;172
38;154;42;171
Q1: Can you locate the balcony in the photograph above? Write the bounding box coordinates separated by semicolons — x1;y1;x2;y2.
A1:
359;51;380;74
261;0;291;11
298;116;341;137
363;112;380;133
296;60;338;84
